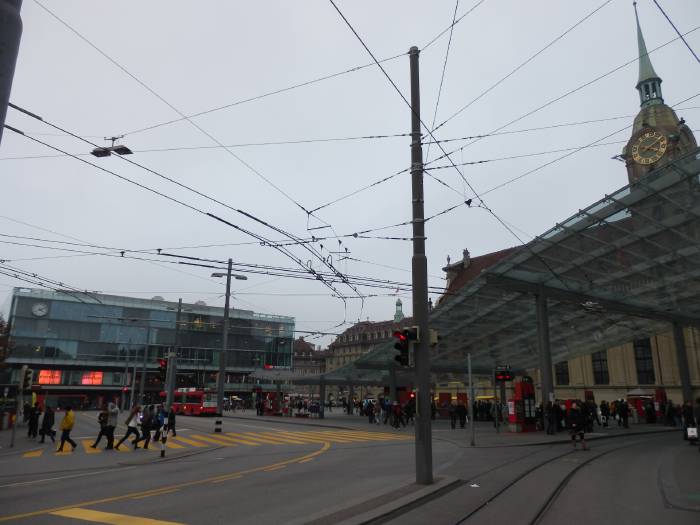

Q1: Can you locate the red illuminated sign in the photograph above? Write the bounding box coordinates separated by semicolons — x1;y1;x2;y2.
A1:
81;371;103;385
38;370;62;385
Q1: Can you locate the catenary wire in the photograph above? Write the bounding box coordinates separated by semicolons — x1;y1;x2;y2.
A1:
426;25;700;168
431;0;614;135
652;0;700;66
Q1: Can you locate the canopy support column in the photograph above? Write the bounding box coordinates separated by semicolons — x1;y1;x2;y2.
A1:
536;292;554;406
389;367;397;402
319;380;325;420
347;384;355;414
673;322;693;403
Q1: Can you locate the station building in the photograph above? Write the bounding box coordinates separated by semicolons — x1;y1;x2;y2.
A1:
1;288;294;408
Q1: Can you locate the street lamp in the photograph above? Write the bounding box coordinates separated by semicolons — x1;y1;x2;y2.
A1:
211;259;247;416
91;136;133;157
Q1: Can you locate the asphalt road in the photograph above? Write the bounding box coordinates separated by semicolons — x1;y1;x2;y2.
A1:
0;413;694;525
0;412;460;525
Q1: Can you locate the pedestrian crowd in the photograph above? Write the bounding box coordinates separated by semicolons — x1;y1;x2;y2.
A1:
22;401;177;453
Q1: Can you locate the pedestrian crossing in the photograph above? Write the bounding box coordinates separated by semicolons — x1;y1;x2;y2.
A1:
21;430;411;458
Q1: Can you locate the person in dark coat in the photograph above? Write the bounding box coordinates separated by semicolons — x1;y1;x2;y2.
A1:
448;402;457;429
27;403;40;438
456;402;468;429
566;402;589;450
618;400;630;428
90;406;109;448
545;402;556;435
39;406;55;443
599;400;610;428
167;407;177;437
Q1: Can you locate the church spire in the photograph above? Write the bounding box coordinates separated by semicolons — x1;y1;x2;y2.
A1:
634;1;663;107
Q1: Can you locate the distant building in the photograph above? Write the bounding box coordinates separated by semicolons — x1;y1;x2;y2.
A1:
2;288;294;407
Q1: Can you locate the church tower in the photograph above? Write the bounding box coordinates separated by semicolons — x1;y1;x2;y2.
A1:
621;2;697;184
394;298;405;323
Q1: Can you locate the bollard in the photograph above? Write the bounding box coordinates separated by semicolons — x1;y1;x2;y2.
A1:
214;418;222;433
160;428;167;458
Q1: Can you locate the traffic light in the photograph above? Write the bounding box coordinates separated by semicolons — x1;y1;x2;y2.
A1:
21;366;34;391
494;367;514;382
158;358;168;382
393;330;409;366
393;326;419;366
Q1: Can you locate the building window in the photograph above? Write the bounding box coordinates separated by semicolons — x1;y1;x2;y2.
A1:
634;338;656;385
591;351;609;385
554;361;569;386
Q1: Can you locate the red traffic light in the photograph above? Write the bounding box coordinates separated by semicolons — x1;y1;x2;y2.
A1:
409;392;415;398
158;358;167;368
393;330;407;342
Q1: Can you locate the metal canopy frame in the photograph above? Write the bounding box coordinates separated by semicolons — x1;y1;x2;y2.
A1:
431;150;700;374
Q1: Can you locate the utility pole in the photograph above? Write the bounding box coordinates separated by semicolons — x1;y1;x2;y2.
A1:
409;46;433;485
0;0;23;146
166;299;182;411
468;353;475;447
138;329;149;406
217;259;232;416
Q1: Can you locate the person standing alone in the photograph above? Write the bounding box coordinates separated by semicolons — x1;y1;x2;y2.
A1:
39;405;55;444
57;406;77;452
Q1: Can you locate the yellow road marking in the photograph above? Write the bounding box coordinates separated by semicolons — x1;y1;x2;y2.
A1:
298;458;314;463
262;465;285;472
250;432;312;445
22;450;43;458
211;474;242;484
226;432;286;445
164;440;185;449
0;442;331;523
50;508;184;524
54;449;72;456
267;432;339;444
189;434;237;447
82;440;101;454
208;434;259;446
281;431;357;443
132;488;180;500
169;436;207;448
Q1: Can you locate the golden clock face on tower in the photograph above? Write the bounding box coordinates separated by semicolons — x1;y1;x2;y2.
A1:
631;130;668;165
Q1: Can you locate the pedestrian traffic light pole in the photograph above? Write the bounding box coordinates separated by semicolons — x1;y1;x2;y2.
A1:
409;46;433;486
216;258;233;416
165;298;182;411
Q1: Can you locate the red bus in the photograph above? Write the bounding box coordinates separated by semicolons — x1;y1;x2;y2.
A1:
162;388;218;416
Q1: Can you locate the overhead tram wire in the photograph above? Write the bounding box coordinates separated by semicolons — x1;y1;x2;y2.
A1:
426;25;700;168
7;105;364;307
652;0;700;66
421;0;488;51
117;0;486;138
325;0;615;300
424;0;460;164
2;125;354;309
477;92;700;197
431;0;614;135
31;1;332;231
0;236;450;295
5;107;699;163
0;262;102;304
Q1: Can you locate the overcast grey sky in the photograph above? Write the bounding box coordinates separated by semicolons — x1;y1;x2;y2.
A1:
1;0;699;346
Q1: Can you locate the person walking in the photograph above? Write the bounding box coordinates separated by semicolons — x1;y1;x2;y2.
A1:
152;405;166;443
566;402;589;451
167;407;177;437
140;405;153;449
57;406;77;452
27;403;40;439
448;402;457;430
600;400;610;428
105;402;119;450
456;402;467;429
90;406;109;448
39;405;55;443
619;399;630;429
115;405;142;450
545;402;556;435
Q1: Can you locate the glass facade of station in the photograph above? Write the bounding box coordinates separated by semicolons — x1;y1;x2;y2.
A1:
4;288;294;396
